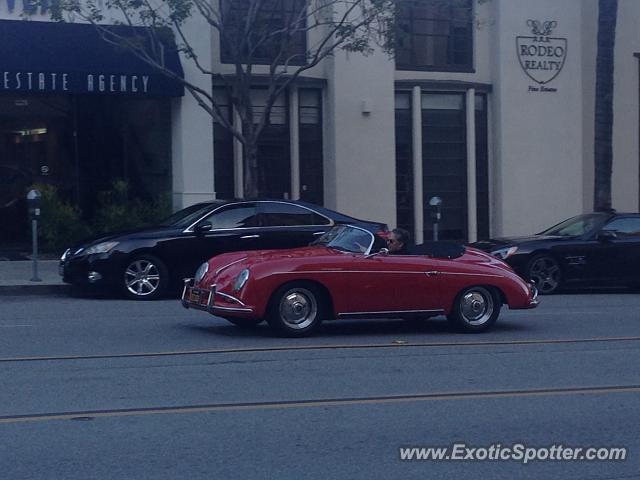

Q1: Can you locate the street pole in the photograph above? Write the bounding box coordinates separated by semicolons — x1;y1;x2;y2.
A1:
31;218;41;282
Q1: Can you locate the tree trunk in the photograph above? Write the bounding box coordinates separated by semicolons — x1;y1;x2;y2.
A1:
243;139;259;199
593;0;618;212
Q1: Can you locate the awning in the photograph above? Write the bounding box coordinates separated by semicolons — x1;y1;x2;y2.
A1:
0;19;184;97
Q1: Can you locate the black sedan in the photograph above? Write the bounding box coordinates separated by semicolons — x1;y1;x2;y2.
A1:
60;199;388;300
471;212;640;294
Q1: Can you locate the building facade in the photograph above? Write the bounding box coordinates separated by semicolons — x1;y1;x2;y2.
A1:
0;0;639;250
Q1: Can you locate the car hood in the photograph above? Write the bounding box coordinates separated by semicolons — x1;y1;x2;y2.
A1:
471;235;564;252
212;246;337;268
72;225;182;249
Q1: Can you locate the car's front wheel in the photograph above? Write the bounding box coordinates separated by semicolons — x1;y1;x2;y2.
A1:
267;283;325;337
122;254;168;300
447;286;500;333
526;254;562;294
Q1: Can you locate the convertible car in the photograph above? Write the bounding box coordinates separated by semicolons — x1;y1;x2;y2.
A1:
182;225;538;337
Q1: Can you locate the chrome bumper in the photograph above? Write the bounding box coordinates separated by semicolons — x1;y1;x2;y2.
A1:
181;279;253;314
528;283;539;307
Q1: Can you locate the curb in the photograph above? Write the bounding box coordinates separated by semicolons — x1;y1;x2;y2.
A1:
0;284;72;296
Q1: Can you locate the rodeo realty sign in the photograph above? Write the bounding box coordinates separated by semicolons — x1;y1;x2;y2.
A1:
517;20;567;92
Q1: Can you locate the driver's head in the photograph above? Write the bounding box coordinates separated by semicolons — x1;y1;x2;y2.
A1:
387;228;410;253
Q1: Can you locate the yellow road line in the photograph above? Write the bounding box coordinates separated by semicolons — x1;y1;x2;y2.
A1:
2;336;640;363
1;384;639;424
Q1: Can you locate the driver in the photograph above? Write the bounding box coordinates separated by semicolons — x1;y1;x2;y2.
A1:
387;228;410;255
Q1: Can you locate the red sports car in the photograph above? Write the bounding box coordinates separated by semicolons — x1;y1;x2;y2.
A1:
182;225;539;337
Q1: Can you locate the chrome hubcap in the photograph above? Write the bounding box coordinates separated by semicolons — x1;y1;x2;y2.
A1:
460;288;494;325
125;260;160;296
529;257;560;294
279;289;317;330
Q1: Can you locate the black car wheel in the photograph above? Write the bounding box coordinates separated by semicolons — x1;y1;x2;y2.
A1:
123;254;168;300
526;254;562;294
447;286;500;333
267;283;325;337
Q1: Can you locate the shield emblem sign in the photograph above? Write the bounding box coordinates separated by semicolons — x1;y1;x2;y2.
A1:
516;36;567;85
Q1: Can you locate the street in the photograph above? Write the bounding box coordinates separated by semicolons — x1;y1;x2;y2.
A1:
1;292;640;479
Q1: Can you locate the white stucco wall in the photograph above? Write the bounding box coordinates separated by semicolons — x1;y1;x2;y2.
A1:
492;0;584;236
171;13;216;209
324;47;397;227
611;0;640;212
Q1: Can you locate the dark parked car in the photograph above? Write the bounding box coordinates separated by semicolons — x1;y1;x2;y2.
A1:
59;200;387;300
470;211;640;294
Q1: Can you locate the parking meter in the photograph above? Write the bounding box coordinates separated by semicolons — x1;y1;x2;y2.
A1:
429;196;442;241
27;189;42;219
27;189;42;281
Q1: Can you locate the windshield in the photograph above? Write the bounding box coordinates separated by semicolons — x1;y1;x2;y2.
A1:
313;225;374;254
158;203;218;228
539;214;606;237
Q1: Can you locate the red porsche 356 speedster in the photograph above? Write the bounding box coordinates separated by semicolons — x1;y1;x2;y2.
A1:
182;225;538;337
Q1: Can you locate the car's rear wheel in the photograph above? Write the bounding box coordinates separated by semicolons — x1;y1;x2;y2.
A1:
526;254;562;294
447;286;500;333
122;254;168;300
267;283;325;337
226;318;264;328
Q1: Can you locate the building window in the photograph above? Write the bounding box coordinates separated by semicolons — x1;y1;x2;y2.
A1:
395;92;413;232
213;87;291;199
213;86;324;203
299;88;323;205
475;94;490;240
213;90;235;200
395;0;473;72
220;0;307;66
421;93;468;242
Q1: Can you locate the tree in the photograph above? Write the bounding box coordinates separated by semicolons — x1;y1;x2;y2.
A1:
593;0;618;212
43;0;395;198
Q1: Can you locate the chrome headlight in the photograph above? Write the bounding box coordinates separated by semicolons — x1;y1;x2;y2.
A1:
60;248;71;261
85;241;119;255
491;246;518;260
233;269;250;292
195;262;209;283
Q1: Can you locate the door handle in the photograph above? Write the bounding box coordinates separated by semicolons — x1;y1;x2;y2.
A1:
426;271;440;276
313;231;325;236
240;235;260;239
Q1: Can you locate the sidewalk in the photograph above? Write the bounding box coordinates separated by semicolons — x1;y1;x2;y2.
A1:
0;260;70;295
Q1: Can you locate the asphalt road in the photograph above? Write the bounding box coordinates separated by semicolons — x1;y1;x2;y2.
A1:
1;292;639;479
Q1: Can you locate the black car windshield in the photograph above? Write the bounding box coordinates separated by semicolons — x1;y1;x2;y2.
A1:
158;203;218;228
313;225;373;254
539;214;606;237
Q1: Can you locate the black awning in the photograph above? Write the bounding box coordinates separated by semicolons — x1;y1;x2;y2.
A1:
0;19;184;97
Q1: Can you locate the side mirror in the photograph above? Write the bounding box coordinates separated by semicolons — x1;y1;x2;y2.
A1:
596;230;617;242
194;222;212;234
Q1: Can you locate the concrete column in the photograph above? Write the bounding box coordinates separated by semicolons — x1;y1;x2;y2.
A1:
289;86;300;200
412;86;424;244
233;107;243;198
171;14;215;209
466;88;477;243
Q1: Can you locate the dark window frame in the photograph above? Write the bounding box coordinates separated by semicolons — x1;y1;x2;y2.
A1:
395;0;474;73
220;0;308;66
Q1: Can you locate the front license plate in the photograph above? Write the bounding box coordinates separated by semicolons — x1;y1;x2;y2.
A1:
189;289;201;303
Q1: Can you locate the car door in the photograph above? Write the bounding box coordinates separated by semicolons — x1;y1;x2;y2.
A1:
588;216;640;282
333;253;444;315
176;202;262;278
256;201;333;250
